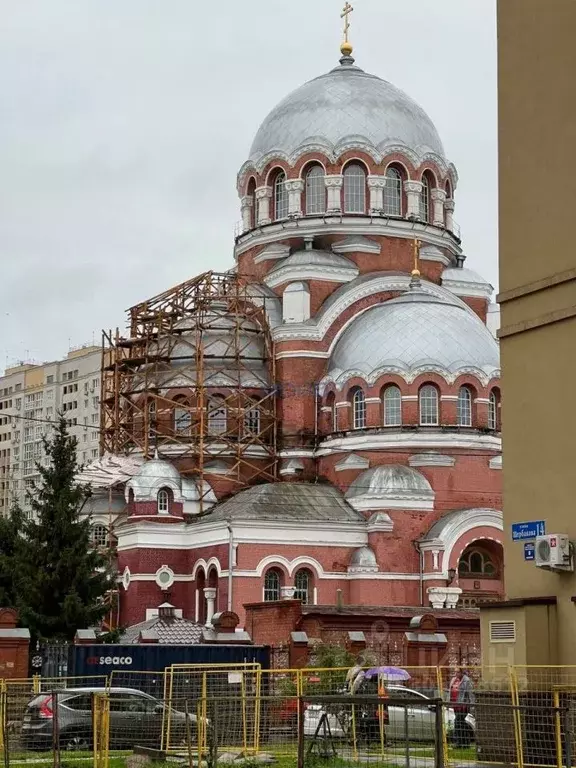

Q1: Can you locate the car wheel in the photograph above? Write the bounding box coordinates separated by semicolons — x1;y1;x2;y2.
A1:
63;735;91;751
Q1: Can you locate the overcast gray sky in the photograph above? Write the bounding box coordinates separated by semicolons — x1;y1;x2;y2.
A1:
0;0;497;370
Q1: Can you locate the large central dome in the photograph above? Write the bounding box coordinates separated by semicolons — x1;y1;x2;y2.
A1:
249;57;445;163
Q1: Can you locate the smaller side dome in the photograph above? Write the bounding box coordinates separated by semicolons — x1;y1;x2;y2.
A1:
126;457;183;503
345;465;435;512
348;545;378;573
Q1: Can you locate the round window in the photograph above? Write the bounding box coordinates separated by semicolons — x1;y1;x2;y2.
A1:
155;566;175;589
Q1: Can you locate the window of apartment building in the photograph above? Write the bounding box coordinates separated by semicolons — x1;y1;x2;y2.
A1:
14;384;21;392
23;460;34;475
24;444;33;460
15;398;21;409
92;396;99;408
91;448;98;458
46;375;54;384
91;430;99;441
46;390;53;401
83;434;87;443
46;407;53;418
91;413;98;424
92;378;99;390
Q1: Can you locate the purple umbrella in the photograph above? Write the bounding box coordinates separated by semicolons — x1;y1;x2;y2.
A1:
364;666;411;682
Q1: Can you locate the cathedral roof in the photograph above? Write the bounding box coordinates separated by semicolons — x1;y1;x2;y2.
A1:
346;465;433;500
203;482;364;524
249;57;445;164
328;285;499;384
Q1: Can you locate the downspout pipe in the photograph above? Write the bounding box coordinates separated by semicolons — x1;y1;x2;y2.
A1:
227;524;234;612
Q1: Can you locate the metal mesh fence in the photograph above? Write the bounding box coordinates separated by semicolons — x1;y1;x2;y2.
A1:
0;666;575;768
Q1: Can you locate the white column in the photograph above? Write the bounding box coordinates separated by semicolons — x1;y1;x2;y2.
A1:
255;187;272;226
285;179;304;216
325;175;343;212
240;195;253;232
204;587;217;626
431;188;447;227
404;180;423;219
281;586;296;600
367;175;386;212
444;199;455;232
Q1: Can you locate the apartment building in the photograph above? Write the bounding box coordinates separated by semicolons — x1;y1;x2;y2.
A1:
0;346;102;516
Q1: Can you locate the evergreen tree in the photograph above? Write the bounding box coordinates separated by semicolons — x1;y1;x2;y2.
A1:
15;416;114;642
0;500;24;607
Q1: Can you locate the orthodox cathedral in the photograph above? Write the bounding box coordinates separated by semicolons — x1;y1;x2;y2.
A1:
83;18;503;635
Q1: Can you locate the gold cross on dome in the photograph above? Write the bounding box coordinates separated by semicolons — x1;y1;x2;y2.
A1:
341;2;354;43
413;238;422;276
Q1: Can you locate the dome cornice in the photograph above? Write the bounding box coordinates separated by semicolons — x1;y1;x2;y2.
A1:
238;142;457;188
320;362;501;391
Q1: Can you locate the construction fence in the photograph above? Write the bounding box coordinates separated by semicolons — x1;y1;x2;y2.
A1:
1;665;576;768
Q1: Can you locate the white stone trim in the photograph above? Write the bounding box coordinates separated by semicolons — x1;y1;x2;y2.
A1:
192;557;223;579
252;554;325;578
235;215;461;261
420;245;451;266
441;395;458;401
155;565;175;590
264;264;358;289
146;607;183;620
316;431;501;456
402;395;418;402
335;454;370;472
278;448;315;458
489;455;502;470
237;141;457;182
426;508;503;575
365;397;381;404
443;277;494;300
474;398;490;404
409;453;456;468
335;401;351;408
275;350;330;360
254;243;291;264
332;235;381;255
348;495;434;513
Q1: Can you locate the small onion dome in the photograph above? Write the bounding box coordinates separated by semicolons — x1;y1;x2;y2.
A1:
345;465;434;512
348;545;378;573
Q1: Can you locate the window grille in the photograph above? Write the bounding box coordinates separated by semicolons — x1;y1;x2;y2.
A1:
384;167;402;216
383;385;402;426
343;164;366;213
419;385;439;425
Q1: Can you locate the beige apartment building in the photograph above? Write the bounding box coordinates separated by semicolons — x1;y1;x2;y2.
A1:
0;346;101;516
481;0;576;666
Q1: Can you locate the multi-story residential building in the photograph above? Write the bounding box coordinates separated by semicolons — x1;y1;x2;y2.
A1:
0;345;102;516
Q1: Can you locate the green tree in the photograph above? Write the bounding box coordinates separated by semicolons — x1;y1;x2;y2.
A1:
0;501;24;607
15;416;114;642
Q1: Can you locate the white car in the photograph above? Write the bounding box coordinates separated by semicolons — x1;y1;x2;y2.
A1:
303;685;475;743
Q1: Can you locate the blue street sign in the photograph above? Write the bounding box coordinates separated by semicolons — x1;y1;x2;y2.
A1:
512;521;546;541
524;543;535;561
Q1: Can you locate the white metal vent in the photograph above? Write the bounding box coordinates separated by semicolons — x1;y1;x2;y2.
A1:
489;620;516;643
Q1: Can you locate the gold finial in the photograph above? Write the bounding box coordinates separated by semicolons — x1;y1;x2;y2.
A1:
340;2;354;55
412;238;422;278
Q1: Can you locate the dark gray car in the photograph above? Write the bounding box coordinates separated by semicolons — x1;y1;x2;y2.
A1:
21;686;193;751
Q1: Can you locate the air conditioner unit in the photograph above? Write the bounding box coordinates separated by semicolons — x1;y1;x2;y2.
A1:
535;534;573;571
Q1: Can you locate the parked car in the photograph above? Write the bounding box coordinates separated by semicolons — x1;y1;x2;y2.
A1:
21;686;197;751
303;684;475;744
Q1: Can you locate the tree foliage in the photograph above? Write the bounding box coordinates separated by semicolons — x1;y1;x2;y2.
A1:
13;416;114;642
0;501;24;608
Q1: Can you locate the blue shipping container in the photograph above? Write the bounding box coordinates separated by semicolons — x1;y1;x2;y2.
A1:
69;643;270;678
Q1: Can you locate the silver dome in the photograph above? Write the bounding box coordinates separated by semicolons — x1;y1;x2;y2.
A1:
442;267;493;286
345;465;433;500
249;58;445;163
328;287;500;384
349;545;378;568
135;458;181;483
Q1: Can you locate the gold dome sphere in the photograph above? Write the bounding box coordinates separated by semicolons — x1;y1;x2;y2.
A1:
340;41;353;56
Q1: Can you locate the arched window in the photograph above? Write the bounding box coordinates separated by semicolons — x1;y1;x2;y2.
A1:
157;488;170;515
174;403;192;435
383;385;402;426
207;396;227;436
147;400;156;442
457;386;473;427
92;524;108;548
445;180;452;199
326;392;337;432
384;166;402;216
489;389;500;430
420;174;431;222
343;164;367;213
419;385;439;426
352;388;366;429
196;568;206;624
244;401;261;436
458;547;497;577
305;165;326;214
274;171;289;220
264;569;282;602
294;569;312;605
247;178;257;228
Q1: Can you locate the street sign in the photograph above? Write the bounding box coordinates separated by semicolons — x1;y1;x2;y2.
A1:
524;542;535;561
512;521;546;541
